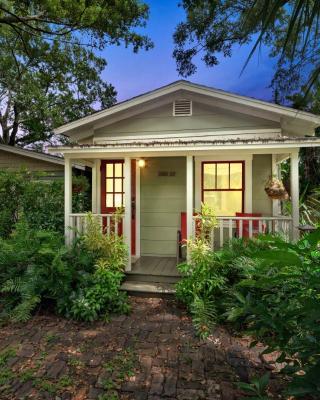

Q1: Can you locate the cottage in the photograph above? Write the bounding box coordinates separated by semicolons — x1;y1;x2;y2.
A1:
49;81;320;290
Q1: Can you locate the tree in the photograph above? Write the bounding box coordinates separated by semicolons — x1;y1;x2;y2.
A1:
0;1;152;147
173;0;320;101
0;1;151;51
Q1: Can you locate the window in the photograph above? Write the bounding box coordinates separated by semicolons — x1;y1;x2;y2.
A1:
202;161;244;216
104;161;124;208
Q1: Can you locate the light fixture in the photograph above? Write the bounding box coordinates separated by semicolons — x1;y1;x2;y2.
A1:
138;159;146;168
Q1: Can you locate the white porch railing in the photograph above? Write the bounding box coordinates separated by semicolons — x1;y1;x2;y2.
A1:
192;216;293;249
68;213;124;242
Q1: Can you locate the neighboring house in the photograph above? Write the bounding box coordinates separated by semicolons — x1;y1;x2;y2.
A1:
0;144;84;178
49;80;320;280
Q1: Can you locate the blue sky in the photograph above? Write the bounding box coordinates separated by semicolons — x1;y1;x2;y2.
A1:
100;0;276;103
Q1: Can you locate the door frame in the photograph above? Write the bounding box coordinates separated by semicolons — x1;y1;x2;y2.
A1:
100;159;137;256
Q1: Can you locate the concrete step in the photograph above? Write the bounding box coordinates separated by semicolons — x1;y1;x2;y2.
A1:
125;272;180;284
120;281;176;296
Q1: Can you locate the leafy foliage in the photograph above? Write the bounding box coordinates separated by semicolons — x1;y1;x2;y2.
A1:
60;213;129;321
173;0;320;98
0;1;152;147
237;372;270;400
0;169;90;237
0;1;151;49
0;222;69;321
177;230;320;397
190;295;217;339
0;213;129;323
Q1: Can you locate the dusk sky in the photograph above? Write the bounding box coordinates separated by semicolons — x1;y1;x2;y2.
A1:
100;0;277;103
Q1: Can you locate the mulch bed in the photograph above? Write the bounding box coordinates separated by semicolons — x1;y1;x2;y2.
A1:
0;297;286;399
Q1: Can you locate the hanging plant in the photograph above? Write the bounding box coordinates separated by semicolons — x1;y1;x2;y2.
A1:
264;176;289;200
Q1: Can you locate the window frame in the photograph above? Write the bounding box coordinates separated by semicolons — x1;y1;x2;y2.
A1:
201;161;245;215
101;160;124;211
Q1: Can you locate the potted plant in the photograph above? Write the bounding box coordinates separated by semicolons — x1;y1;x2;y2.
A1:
264;176;289;200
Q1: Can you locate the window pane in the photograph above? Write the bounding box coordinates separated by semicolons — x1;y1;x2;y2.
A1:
114;193;122;207
203;191;242;216
230;163;243;189
114;178;122;192
106;179;113;192
106;194;113;207
216;163;229;189
114;163;122;177
203;164;215;189
106;163;113;178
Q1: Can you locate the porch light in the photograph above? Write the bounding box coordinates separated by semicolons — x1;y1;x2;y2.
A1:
138;159;146;168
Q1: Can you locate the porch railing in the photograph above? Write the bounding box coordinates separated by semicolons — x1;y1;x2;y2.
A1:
192;216;293;249
68;213;124;242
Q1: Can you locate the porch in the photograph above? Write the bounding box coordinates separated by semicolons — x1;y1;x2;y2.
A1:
63;149;300;275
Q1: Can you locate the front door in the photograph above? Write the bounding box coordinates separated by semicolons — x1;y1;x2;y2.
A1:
101;160;136;255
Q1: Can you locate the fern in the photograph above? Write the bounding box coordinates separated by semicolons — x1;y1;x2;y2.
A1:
190;295;217;339
10;296;41;322
1;277;24;293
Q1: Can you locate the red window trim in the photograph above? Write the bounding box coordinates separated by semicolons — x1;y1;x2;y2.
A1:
201;161;245;213
101;160;124;212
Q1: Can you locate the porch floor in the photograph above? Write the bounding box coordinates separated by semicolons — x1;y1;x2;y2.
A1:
122;256;181;295
130;256;180;277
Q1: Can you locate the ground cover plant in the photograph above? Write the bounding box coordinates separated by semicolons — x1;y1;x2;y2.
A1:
177;228;320;398
0;213;129;323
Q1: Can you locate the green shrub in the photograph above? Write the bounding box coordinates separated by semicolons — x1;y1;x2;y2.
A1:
178;230;320;397
226;232;320;398
0;221;69;321
0;169;26;237
59;214;129;322
0;170;90;237
63;259;130;322
0;213;129;323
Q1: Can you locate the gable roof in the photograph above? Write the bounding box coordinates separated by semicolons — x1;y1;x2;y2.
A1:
0;144;66;166
54;80;320;138
0;144;85;169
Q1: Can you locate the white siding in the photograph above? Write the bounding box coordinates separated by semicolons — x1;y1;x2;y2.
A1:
94;101;279;140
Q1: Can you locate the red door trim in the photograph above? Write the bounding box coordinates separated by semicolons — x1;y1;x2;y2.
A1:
100;159;136;256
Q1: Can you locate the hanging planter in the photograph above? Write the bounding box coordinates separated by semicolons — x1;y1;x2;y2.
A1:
264;176;289;200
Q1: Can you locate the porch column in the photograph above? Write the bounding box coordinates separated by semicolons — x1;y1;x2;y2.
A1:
96;160;101;213
272;154;280;216
124;157;132;271
290;151;300;241
64;156;72;246
91;161;97;213
186;155;194;260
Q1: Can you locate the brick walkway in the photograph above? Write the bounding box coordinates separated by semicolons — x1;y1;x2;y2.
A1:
0;298;283;399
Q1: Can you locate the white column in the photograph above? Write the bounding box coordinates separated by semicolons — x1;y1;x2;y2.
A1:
96;160;101;213
272;154;280;216
135;160;141;259
64;157;72;246
290;151;300;241
186;156;194;260
124;157;132;271
245;155;253;213
91;161;97;213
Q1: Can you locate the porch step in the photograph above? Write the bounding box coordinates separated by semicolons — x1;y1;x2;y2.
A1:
120;281;176;296
125;272;180;284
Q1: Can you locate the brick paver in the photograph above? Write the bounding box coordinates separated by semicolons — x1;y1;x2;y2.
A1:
0;297;284;399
